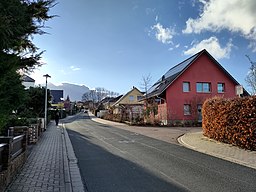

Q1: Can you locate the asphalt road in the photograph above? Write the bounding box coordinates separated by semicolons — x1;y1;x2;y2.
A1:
64;113;256;192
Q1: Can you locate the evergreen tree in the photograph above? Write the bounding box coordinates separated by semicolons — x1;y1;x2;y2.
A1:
0;0;55;132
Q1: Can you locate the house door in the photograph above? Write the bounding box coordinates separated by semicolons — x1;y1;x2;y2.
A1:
197;104;202;122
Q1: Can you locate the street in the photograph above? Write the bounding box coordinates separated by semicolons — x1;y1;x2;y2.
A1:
64;113;256;192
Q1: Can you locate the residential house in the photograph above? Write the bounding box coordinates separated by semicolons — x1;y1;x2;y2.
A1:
146;49;249;125
50;90;64;109
22;75;35;89
99;95;123;110
112;87;144;122
96;95;123;118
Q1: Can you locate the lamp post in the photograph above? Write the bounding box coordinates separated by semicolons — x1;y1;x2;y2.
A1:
43;74;51;130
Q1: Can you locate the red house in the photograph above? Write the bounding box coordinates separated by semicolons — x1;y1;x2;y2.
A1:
146;49;249;125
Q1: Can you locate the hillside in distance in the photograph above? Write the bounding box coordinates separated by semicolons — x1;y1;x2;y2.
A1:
48;82;90;101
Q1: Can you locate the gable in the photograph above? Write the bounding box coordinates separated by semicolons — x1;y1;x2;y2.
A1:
113;87;143;106
179;54;237;84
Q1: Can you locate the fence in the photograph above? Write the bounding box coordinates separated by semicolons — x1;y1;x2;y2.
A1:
0;134;27;192
0;144;6;172
0;119;43;192
0;134;27;170
9;121;42;145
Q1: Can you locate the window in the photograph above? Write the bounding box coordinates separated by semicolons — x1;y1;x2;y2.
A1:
183;82;190;92
129;95;134;101
137;96;143;101
196;82;211;93
217;83;225;93
184;104;191;115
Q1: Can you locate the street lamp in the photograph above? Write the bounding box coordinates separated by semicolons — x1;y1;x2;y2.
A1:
43;74;51;130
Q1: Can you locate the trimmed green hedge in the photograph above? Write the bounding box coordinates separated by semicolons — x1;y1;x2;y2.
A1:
202;96;256;150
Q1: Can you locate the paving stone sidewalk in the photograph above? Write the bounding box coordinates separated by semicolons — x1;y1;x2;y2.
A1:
178;132;256;170
5;121;84;192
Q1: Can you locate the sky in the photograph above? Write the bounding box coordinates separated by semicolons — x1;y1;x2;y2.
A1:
31;0;256;95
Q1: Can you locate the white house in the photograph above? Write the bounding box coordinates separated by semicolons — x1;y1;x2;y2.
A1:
22;75;35;89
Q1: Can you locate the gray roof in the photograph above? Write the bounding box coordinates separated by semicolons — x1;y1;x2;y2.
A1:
146;49;249;98
22;75;35;82
147;50;201;98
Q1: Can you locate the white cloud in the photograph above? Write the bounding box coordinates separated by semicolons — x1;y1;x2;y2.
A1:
184;36;233;59
182;0;256;51
70;65;81;71
151;23;176;44
183;0;256;34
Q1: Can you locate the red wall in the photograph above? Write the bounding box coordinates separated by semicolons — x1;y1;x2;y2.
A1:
165;53;237;121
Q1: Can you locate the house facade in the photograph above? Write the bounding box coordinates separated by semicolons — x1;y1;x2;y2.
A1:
112;87;144;122
146;49;248;125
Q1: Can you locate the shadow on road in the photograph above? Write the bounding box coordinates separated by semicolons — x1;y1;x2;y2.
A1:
66;128;189;192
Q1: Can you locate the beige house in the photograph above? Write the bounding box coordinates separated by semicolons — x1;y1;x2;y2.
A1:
112;87;144;122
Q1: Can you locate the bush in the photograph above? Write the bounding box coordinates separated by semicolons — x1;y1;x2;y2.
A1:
202;96;256;150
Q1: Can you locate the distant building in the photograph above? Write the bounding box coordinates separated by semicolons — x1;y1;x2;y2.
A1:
112;87;144;122
22;75;35;89
64;95;71;112
50;90;64;104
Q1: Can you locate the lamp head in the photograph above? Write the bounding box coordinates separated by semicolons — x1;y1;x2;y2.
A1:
43;74;51;78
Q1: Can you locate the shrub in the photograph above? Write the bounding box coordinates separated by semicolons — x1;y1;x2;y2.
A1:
202;96;256;150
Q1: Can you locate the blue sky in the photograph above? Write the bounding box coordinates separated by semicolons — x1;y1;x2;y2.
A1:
31;0;256;95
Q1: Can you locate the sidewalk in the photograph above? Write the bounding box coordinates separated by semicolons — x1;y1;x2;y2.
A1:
5;121;84;192
90;114;256;170
178;132;256;170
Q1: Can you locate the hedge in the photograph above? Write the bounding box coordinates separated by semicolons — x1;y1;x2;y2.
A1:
202;96;256;150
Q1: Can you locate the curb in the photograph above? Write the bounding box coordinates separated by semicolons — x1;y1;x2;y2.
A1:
62;123;86;192
178;132;256;170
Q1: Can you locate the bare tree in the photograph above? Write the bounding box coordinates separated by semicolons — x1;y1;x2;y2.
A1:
140;74;152;97
82;87;120;103
140;74;152;121
82;90;96;102
245;55;256;95
95;87;107;102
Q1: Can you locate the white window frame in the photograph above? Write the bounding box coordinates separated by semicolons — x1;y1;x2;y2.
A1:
183;82;190;92
217;83;225;93
196;82;211;93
